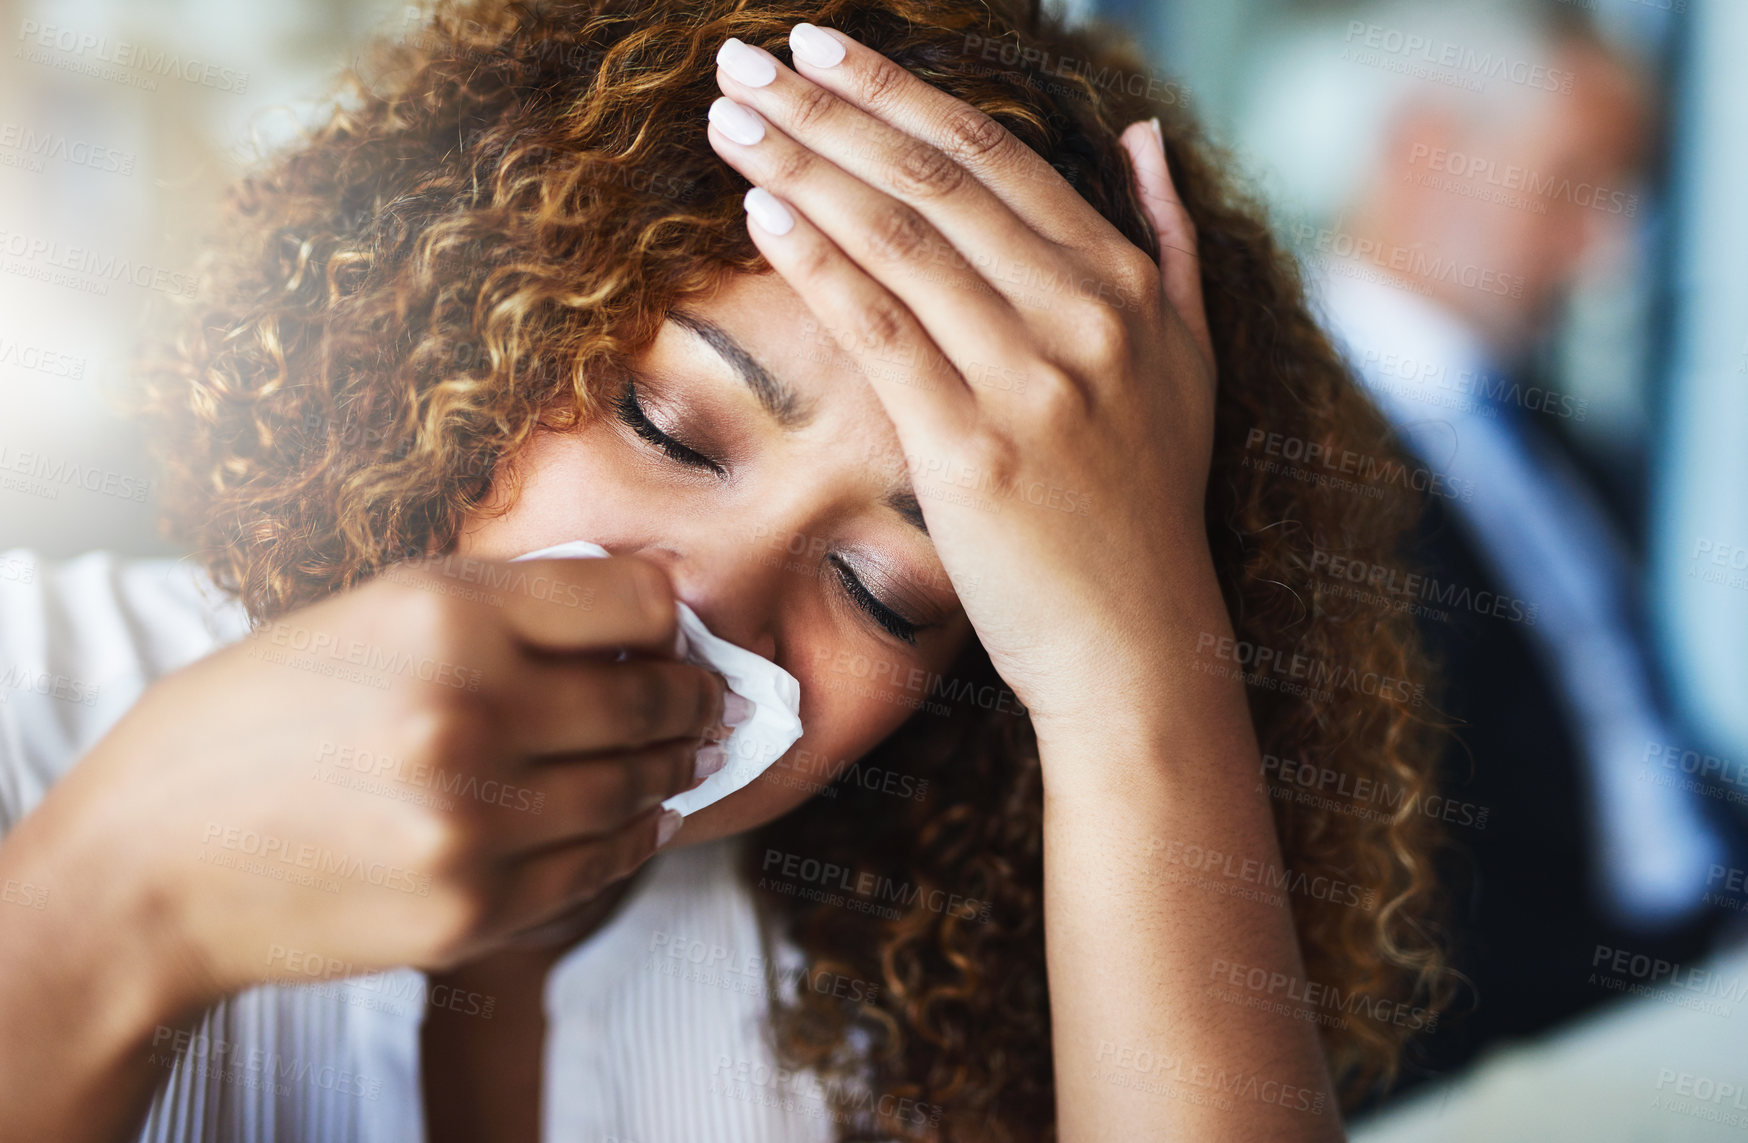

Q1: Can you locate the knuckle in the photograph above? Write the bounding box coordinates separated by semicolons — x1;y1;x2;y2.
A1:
964;430;1021;491
1112;247;1160;298
788;82;838;134
619;557;676;637
855;56;907;111
569;848;616;900
426;879;495;953
768;143;816;188
867;205;932;263
619;667;673;742
665;740;698;794
939;107;1007;164
891;141;965;200
1074;302;1132;364
594;765;639;822
396;690;497;770
795;236;838;281
856;295;911;354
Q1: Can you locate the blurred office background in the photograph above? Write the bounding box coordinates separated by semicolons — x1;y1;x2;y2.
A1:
3;0;1745;1135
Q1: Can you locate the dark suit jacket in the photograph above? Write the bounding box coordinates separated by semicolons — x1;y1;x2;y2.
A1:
1378;483;1731;1101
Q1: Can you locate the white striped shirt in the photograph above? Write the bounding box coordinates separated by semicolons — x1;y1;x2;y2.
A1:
0;550;845;1142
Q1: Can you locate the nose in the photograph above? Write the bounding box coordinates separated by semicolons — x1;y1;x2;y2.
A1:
628;534;785;662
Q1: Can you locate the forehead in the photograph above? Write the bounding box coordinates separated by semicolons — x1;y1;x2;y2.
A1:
666;269;909;449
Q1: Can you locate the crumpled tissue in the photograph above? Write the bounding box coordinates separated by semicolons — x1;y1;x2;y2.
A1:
513;541;803;815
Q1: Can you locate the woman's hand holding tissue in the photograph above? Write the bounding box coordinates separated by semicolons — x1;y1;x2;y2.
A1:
1;553;730;1021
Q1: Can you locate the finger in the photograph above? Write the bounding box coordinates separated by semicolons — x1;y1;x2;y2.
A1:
714;34;1076;293
776;26;1120;251
431;555;680;657
1120;119;1213;371
736;184;976;450
488;805;677;938
706;94;1039;379
498;656;726;755
494;739;703;852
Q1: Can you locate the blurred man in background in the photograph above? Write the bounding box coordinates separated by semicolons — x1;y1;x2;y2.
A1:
1245;0;1743;1096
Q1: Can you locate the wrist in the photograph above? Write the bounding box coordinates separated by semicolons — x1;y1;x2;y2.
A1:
0;785;224;1041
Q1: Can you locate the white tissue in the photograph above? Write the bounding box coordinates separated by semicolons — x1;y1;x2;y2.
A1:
512;541;803;816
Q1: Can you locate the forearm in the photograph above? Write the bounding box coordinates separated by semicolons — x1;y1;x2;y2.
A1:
0;788;212;1143
1038;571;1344;1142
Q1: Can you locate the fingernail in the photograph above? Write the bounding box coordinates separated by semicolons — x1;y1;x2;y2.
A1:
743;187;794;236
790;24;845;68
1148;117;1165;156
694;741;728;783
655;808;684;848
672;627;690;660
723;692;755;727
708;96;766;146
717;37;777;87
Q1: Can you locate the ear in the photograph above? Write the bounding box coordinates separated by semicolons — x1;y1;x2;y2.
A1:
1120;118;1213;371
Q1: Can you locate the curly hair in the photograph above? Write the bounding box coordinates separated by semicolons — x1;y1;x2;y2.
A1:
137;0;1456;1137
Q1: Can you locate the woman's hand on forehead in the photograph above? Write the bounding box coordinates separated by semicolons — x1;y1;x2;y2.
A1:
706;23;1217;736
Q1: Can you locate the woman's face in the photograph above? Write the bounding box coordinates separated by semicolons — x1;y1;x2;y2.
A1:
454;270;974;845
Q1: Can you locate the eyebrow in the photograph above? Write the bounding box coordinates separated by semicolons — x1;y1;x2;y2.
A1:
669;308;931;538
884;490;928;536
669;309;811;430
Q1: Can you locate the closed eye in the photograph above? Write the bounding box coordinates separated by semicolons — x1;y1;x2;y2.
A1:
612;380;726;476
830;555;921;645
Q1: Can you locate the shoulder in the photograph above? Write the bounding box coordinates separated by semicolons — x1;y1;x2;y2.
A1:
0;548;250;831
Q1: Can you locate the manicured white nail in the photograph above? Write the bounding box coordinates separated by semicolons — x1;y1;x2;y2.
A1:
1148;116;1165;154
656;808;684;848
693;742;728;783
716;37;777;87
708;96;765;145
790;23;845;68
743;187;794;236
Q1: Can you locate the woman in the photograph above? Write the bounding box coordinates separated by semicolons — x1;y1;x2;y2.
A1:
0;0;1451;1139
